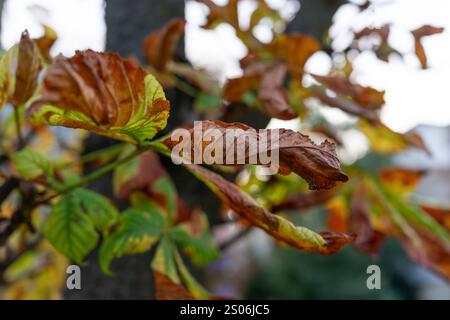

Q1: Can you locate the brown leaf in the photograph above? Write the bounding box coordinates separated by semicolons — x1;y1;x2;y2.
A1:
311;89;379;123
164;120;348;190
411;25;444;69
196;0;239;30
258;63;297;120
272;189;336;212
11;31;42;106
223;74;261;102
403;228;450;281
353;25;400;62
312;74;385;110
271;34;320;79
187;164;354;254
34;25;57;62
143;19;186;71
349;185;384;255
421;207;450;231
29;49;170;143
117;151;167;199
154;271;194;300
379;167;424;195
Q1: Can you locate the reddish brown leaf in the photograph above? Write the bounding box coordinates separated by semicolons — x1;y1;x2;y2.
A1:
271;189;336;212
154;271;194;300
326;197;349;232
29;50;170;144
411;25;444;69
258;63;297;120
187;164;354;254
117;151;167;199
164;120;348;190
421;207;450;231
403;228;450;281
312;74;385;110
143;18;186;71
223;75;261;102
311;89;379;123
349;186;384;255
196;0;239;30
11;31;42;107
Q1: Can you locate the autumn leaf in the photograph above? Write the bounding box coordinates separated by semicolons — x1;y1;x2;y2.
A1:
270;34;320;79
29;50;170;144
114;150;167;199
223;74;261;102
312;74;385;110
353;25;400;62
34;25;57;63
153;271;194;300
379;167;424;196
349;185;384;255
143;18;186;71
164;120;348;190
272;189;336;213
196;0;239;30
411;25;444;69
258;63;297;120
359;119;430;154
0;30;42;109
311;89;379;123
185;164;354;254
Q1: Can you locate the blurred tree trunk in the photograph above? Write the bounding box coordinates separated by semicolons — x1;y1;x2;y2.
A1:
288;0;344;40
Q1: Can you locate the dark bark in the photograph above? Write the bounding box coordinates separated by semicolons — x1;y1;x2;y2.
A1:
288;0;344;41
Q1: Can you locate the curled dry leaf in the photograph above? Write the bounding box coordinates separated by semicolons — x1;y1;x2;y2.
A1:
0;30;42;109
164;120;348;190
353;25;399;62
143;18;186;71
29;49;170;144
223;74;261;102
258;63;297;120
411;25;444;69
349;185;384;255
312;74;385;110
186;164;354;254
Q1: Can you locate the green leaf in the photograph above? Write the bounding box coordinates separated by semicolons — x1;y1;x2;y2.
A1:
169;211;219;267
383;186;450;245
174;249;209;299
99;206;166;274
11;147;53;180
153;177;177;222
72;188;119;234
44;193;98;264
151;236;179;284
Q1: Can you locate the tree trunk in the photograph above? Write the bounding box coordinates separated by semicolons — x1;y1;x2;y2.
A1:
288;0;344;40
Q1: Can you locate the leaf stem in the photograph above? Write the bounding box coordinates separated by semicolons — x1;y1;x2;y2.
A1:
36;146;144;204
14;106;25;149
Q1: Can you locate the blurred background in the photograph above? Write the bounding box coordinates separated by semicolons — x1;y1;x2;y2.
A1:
1;0;449;299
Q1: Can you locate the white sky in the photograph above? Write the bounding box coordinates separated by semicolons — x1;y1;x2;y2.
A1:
1;0;450;133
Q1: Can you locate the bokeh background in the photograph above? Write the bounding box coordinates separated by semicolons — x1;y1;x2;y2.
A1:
1;0;449;299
